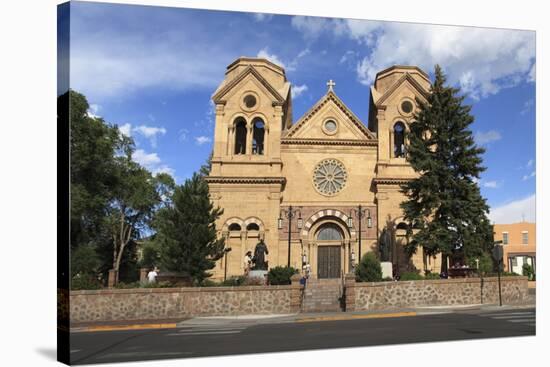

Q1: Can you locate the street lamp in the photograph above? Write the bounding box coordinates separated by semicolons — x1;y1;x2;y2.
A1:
278;206;302;267
223;247;232;282
348;205;372;260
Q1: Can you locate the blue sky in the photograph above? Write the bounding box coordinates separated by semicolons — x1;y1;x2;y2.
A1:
62;1;536;224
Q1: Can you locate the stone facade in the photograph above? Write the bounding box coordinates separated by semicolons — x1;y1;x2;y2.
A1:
206;57;442;280
70;284;302;324
348;276;528;311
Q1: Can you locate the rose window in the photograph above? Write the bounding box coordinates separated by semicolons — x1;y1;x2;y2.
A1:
313;159;348;196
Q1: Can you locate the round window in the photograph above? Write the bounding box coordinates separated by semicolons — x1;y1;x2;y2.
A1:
401;100;413;114
324;120;337;132
313;159;348;196
243;94;257;109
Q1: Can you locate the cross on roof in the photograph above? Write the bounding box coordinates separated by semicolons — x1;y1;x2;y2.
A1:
326;79;336;92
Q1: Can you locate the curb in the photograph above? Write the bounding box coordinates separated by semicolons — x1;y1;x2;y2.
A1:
71;323;177;333
296;311;417;323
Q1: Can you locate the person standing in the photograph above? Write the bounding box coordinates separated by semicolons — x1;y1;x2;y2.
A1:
147;267;158;283
243;251;252;276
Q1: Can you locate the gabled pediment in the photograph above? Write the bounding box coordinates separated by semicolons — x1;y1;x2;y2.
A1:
373;72;430;107
212;65;288;106
284;91;376;141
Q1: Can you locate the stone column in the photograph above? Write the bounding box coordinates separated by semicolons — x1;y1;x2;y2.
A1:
344;273;356;312
290;273;303;313
139;267;148;283
108;269;118;288
246;123;253;155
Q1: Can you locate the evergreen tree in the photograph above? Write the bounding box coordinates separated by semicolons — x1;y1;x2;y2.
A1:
156;173;225;284
400;65;494;273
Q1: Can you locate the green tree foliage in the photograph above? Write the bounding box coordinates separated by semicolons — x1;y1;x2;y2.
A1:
155;173;226;284
107;154;162;284
267;266;299;285
467;252;494;275
400;65;494;273
355;252;383;282
139;241;161;269
67;90;124;250
522;263;535;280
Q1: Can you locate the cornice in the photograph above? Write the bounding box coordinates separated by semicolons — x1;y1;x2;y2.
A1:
281;138;378;147
373;177;413;185
205;176;286;185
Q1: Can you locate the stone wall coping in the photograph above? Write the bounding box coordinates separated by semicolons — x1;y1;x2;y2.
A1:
354;276;527;288
70;285;296;296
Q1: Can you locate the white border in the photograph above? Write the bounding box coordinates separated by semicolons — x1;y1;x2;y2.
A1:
0;1;546;367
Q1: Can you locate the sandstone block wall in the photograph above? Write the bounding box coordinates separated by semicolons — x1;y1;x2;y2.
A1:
351;276;528;311
70;285;301;324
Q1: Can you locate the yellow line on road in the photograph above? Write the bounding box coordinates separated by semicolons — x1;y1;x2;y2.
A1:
76;323;177;332
297;312;417;323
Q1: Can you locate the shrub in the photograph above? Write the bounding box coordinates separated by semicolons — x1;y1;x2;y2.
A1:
522;263;535;281
399;271;424;281
71;245;99;278
467;253;494;275
355;252;382;282
268;266;299;285
71;275;102;290
424;272;440;280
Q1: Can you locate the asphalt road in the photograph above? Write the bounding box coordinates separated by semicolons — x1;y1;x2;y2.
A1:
69;308;535;365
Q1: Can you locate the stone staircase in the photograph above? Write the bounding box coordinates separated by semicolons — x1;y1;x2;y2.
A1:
302;278;343;313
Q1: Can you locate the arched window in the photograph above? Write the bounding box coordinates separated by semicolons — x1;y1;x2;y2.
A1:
394;122;406;158
252;118;265;155
246;223;260;231
228;223;241;231
396;222;408;231
234;118;247;155
317;223;343;241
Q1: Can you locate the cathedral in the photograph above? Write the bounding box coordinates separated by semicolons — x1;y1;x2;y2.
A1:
206;57;442;280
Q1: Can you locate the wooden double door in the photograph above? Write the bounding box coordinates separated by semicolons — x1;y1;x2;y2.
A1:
317;245;341;279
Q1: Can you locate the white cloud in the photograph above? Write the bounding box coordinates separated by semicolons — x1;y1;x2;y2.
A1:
178;128;189;142
339;50;356;65
528;62;536;82
291;84;308;98
526;159;534;168
118;123;132;137
483;180;499;188
296;19;535;99
86;104;101;118
195;136;212;145
118;124;167;147
257;47;287;69
132;149;161;166
132;149;175;177
522;171;536;181
252;13;273;22
475;130;502;145
256;47;309;72
489;194;535;224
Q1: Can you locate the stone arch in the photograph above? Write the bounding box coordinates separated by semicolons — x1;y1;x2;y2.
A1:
222;217;244;232
301;209;355;240
243;217;265;232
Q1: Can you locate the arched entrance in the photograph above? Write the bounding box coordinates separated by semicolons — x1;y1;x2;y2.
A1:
315;222;345;278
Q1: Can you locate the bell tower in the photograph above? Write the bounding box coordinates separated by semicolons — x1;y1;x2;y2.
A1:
206;57;293;278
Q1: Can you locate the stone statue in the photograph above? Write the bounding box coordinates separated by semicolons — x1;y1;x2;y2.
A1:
252;239;269;270
379;228;390;262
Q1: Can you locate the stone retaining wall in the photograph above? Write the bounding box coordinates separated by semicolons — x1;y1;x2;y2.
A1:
347;276;528;311
70;284;302;324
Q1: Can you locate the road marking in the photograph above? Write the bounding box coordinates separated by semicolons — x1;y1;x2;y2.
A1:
483;312;534;317
297;312;417;323
70;349;81;353
491;314;535;319
166;330;243;336
507;319;536;323
78;323;177;332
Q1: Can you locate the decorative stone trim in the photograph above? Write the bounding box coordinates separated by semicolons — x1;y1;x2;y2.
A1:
373;177;412;185
285;91;376;139
375;72;430;107
212;65;286;105
205;176;286;185
302;209;351;239
281;138;378;147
